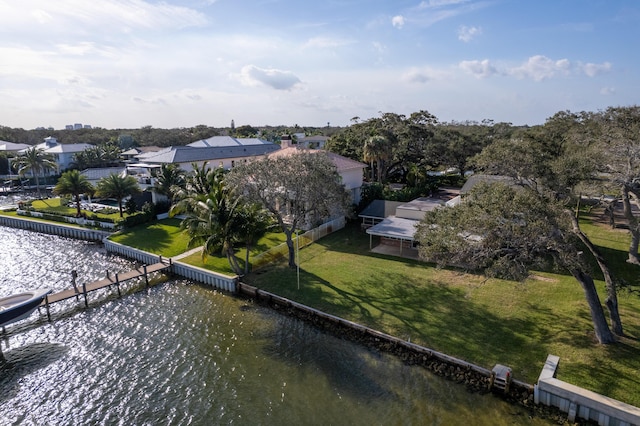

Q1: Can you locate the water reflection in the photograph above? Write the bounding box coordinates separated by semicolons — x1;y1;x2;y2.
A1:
0;226;551;425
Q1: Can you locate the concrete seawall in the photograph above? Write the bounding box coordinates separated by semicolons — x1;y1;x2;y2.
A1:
0;215;110;242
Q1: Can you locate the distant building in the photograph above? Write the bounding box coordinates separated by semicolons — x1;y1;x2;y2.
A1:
18;136;94;174
135;135;280;173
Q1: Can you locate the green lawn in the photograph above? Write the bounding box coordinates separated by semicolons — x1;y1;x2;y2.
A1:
109;218;289;274
9;200;640;407
244;217;640;408
31;197;123;221
109;218;190;257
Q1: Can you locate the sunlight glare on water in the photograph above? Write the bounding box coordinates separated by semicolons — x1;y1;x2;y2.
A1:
0;226;552;425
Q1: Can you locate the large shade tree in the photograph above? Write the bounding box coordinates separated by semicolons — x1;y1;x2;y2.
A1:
13;147;57;196
95;173;141;217
591;106;640;265
53;170;94;217
227;151;350;268
416;182;616;344
461;117;624;338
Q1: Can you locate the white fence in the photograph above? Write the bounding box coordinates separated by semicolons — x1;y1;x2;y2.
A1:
251;216;346;270
17;209;117;230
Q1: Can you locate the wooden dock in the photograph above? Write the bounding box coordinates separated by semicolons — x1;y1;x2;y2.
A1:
40;258;172;320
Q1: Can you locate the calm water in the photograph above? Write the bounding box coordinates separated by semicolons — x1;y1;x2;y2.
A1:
0;224;551;425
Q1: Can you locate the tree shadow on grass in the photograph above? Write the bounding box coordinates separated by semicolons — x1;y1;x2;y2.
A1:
259;265;554;382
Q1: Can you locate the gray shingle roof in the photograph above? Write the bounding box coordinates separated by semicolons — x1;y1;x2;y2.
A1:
187;136;273;148
140;143;280;164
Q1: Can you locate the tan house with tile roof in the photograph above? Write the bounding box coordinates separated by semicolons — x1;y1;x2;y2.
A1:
269;140;367;205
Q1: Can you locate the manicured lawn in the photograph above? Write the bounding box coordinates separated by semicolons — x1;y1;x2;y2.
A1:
31;197;123;221
244;218;640;407
109;218;190;258
109;218;289;274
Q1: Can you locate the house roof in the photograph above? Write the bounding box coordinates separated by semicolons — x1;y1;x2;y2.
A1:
366;216;419;241
396;197;445;214
81;167;126;181
187;136;273;148
44;143;94;154
460;174;516;195
358;200;405;219
0;141;30;152
269;147;367;173
138;143;280;164
122;146;163;156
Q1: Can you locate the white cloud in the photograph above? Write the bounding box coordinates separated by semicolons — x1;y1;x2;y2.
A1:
303;37;354;49
392;15;405;29
419;0;471;8
402;67;449;83
0;0;207;34
506;56;611;81
600;86;616;95
582;61;612;77
238;65;302;91
458;25;482;42
508;55;572;81
459;59;498;78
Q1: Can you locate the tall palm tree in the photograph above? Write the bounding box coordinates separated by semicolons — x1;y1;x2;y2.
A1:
236;203;275;275
53;170;94;217
363;135;391;183
179;175;244;274
154;163;185;205
13;147;57;196
95;173;141;217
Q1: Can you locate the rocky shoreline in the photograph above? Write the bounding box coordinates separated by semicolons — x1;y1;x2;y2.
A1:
240;283;585;425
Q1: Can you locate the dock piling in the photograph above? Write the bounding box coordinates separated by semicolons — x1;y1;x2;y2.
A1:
45;295;51;322
115;273;121;297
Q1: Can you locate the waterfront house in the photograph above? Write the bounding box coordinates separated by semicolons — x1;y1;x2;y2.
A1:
18;136;94;174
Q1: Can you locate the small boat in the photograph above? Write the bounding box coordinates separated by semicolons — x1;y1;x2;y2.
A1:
0;289;51;328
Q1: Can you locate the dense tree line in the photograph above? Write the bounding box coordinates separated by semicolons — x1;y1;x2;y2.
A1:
0;123;341;148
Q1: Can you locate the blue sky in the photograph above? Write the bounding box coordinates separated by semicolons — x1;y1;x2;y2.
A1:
0;0;637;129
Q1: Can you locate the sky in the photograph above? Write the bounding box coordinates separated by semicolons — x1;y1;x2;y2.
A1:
0;0;638;130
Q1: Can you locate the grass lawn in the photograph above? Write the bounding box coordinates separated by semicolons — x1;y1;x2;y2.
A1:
31;197;123;221
109;218;289;274
109;218;190;258
244;216;640;407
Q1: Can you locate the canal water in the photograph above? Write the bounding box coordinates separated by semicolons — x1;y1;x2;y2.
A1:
0;224;552;425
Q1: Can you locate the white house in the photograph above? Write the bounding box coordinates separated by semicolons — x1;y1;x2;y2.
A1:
18;136;93;174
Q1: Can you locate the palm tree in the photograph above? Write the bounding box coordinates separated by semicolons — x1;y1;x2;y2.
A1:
95;173;141;217
13;147;57;196
179;175;244;274
154;163;185;205
236;203;275;275
53;170;94;217
363;135;391;183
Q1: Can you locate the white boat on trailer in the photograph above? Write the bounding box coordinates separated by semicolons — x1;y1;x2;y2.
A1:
0;289;51;330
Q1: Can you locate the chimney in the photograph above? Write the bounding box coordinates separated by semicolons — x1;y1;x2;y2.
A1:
281;134;292;148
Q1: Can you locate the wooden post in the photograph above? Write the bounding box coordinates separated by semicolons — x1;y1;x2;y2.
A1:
71;270;79;301
45;294;51;322
143;265;149;288
83;282;88;308
115;273;121;297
